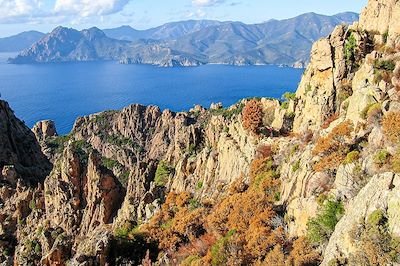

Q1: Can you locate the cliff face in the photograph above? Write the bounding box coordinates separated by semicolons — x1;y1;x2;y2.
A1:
2;0;400;264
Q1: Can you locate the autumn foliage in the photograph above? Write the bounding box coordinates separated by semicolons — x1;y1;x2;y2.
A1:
313;120;353;172
139;154;320;265
242;99;264;135
382;111;400;143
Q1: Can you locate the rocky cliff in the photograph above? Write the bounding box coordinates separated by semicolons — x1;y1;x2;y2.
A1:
1;0;400;265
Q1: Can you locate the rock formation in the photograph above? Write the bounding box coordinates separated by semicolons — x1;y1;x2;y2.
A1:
2;0;400;264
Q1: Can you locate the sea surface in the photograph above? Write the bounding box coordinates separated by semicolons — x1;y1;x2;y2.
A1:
0;53;304;134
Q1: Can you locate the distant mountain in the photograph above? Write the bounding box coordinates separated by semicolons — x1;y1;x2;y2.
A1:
10;27;130;63
103;20;223;41
0;31;45;52
9;12;359;67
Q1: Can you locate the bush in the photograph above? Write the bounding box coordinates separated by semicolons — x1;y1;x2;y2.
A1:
349;209;400;265
321;113;339;129
283;92;296;101
374;59;396;71
392;147;400;173
313;121;353;172
242;99;264;135
292;160;301;172
307;200;344;245
343;151;360;165
345;34;357;66
382;111;400;143
154;161;174;187
374;150;390;165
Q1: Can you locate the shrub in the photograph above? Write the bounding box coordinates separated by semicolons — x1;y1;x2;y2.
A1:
345;34;357;66
292;160;301;172
321;113;339;129
374;59;396;72
374;150;390;165
283;92;296;101
307;200;344;245
349;210;400;265
343;151;360;165
313;121;353;172
382;111;400;143
154;161;174;187
392;147;400;173
242;99;264;135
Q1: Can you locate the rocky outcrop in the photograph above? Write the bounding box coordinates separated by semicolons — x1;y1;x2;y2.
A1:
0;100;51;183
32;120;57;142
322;173;400;264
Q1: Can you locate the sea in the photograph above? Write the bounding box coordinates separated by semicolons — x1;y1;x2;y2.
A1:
0;52;304;134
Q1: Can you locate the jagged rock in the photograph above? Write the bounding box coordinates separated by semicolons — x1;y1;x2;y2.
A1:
322;173;400;264
1;165;18;186
0;100;51;183
359;0;400;43
32;120;57;142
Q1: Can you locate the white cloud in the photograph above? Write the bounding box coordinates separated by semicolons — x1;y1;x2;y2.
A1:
54;0;131;17
0;0;44;22
192;0;225;7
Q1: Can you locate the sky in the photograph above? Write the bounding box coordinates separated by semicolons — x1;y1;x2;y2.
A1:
0;0;368;37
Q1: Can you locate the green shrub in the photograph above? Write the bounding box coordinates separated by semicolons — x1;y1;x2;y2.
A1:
345;34;357;66
283;92;296;101
307;200;344;245
368;209;385;227
196;181;204;190
281;101;289;110
374;59;395;71
343;151;360;165
29;199;36;210
211;230;236;266
383;30;389;43
292;160;301;172
374;150;390;165
34;242;41;255
154;161;174;187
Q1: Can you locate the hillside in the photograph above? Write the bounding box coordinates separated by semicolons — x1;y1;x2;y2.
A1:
0;31;45;52
9;12;358;67
1;0;400;265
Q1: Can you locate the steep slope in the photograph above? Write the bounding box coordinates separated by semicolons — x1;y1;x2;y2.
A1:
0;31;45;52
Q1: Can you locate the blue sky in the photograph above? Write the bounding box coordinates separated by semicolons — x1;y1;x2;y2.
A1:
0;0;368;37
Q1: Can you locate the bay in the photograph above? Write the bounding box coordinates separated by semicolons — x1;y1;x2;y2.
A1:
0;53;303;134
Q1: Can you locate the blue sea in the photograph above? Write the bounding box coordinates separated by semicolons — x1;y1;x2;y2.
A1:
0;53;303;134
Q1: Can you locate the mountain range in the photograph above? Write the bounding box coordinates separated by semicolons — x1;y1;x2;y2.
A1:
7;12;359;67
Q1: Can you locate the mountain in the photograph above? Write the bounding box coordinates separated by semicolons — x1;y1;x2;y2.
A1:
103;20;222;41
0;31;45;52
10;27;130;63
2;0;400;264
9;12;359;67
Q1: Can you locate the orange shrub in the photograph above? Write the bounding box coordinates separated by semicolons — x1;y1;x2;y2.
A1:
321;113;339;129
382;111;400;143
312;120;353;172
242;99;264;135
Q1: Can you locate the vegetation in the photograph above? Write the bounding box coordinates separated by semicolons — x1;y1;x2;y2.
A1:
374;150;390;165
139;149;320;265
154;161;174;187
282;92;296;101
348;210;400;265
382;111;400;143
374;59;396;72
242;99;264;135
313;121;353;172
343;150;360;165
307;199;344;245
211;102;245;120
345;34;357;66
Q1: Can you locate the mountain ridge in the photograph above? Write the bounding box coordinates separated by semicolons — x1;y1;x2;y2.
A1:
8;12;359;67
